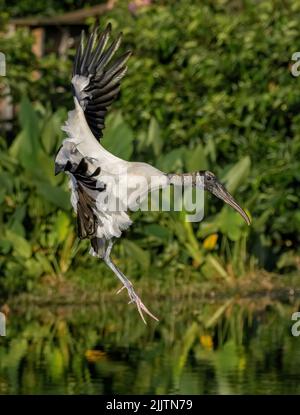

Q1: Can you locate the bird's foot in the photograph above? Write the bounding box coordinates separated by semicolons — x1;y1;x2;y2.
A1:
116;282;159;324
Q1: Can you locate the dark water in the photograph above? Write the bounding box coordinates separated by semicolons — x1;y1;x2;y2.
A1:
0;294;300;394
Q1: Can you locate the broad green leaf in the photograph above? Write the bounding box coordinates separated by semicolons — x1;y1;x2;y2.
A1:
0;172;14;194
0;239;12;254
41;109;65;155
218;207;246;241
185;143;208;171
9;96;58;181
147;117;163;156
5;229;32;259
222;156;251;194
52;211;71;243
102;111;134;160
157;147;186;172
35;181;70;210
35;252;55;274
9;95;40;170
143;224;171;240
205;137;216;163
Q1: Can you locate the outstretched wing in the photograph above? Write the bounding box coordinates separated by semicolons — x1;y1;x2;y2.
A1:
71;24;131;140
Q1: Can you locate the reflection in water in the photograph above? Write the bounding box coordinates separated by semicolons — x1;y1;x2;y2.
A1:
0;294;300;394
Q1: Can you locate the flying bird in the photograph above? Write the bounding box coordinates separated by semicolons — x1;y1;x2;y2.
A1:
55;24;251;323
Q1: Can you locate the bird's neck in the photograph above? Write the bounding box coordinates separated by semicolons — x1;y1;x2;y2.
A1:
167;172;204;187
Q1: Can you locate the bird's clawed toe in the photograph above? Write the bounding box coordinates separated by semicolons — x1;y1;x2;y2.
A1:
117;281;159;324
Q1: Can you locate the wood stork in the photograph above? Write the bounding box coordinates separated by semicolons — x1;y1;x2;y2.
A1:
55;24;251;323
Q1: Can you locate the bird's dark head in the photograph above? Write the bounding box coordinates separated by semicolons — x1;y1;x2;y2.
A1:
202;170;218;193
201;170;251;225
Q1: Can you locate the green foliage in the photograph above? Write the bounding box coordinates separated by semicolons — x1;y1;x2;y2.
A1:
101;111;134;160
0;97;78;294
0;25;71;111
107;0;300;273
0;0;106;18
1;0;300;296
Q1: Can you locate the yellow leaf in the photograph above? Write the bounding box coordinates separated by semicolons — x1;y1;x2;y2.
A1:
203;233;218;250
200;335;213;350
85;350;106;362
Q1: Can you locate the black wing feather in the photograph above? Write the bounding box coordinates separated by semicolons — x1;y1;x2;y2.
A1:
72;24;131;140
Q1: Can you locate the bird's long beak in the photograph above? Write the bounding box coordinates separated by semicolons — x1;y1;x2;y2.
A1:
210;180;251;225
54;163;64;176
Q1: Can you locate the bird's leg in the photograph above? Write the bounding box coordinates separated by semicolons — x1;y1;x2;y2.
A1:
103;240;159;324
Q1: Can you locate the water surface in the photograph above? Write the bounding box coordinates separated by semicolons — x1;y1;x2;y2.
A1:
0;294;300;394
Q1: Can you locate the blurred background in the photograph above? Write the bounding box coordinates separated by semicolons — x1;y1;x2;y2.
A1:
0;0;300;395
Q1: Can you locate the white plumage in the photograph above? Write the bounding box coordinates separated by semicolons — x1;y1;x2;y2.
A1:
54;24;250;323
62;100;132;241
59;98;167;246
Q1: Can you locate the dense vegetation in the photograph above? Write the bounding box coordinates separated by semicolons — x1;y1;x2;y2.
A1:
1;0;300;297
0;0;106;18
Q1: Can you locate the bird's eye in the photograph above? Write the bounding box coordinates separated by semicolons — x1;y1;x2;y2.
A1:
206;175;211;181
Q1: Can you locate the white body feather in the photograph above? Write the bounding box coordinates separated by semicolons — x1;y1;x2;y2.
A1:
59;95;168;256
